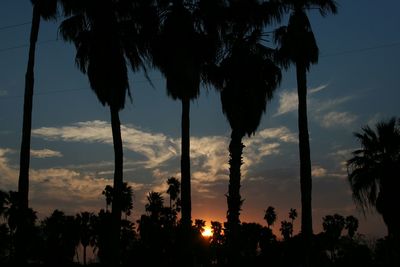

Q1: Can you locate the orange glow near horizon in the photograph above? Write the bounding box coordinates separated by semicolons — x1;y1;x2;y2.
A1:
201;226;212;237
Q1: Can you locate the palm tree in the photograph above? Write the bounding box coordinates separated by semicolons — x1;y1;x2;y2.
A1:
166;177;181;209
145;191;164;221
274;1;337;263
121;182;134;219
211;29;281;264
17;0;58;262
344;215;358;239
264;206;277;229
289;208;298;226
58;1;148;263
347;118;400;241
102;185;113;212
194;219;206;234
280;220;293;241
76;212;95;266
151;1;224;233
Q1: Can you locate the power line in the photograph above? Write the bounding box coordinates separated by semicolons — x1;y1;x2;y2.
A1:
321;41;400;58
0;21;31;31
0;39;58;53
0;78;163;101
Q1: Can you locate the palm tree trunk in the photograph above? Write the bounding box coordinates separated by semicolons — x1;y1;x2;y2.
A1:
227;129;244;267
83;245;87;266
180;96;192;266
296;61;313;267
16;4;41;263
181;97;191;228
110;106;123;266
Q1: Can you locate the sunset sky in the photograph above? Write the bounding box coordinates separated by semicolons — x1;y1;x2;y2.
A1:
0;0;399;238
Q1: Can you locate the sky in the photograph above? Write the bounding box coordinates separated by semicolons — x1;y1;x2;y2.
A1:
0;0;399;238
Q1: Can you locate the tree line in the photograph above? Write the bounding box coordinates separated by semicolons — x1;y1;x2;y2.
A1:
7;0;399;266
0;178;395;266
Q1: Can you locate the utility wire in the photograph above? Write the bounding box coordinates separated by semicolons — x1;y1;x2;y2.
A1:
0;39;58;53
321;41;400;58
0;78;163;101
0;21;31;31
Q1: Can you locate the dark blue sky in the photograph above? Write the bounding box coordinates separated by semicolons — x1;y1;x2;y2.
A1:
0;0;399;237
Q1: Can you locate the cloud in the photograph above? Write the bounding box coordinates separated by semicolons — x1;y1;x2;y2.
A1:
275;90;298;116
309;84;329;94
32;122;299;198
312;96;353;113
31;149;63;158
312;166;328;178
0;147;144;214
274;84;328;116
320;112;358;128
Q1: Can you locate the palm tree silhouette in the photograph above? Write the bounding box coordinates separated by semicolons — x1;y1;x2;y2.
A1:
102;185;113;212
145;191;164;221
17;0;57;262
211;27;281;265
274;1;337;264
151;1;222;234
344;215;358;239
76;212;95;266
58;0;144;263
264;206;277;229
347;118;400;242
167;177;181;209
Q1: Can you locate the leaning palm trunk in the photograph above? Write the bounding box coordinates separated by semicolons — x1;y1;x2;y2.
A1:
16;3;41;263
227;129;244;266
110;106;123;265
296;61;313;267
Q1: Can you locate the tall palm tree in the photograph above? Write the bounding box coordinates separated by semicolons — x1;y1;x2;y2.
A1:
17;0;57;262
211;31;281;265
59;0;148;264
151;1;224;234
274;1;337;264
347;118;400;241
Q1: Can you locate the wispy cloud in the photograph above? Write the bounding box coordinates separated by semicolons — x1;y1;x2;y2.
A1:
312;166;328;178
32;122;299;197
320;112;358;128
0;148;144;214
274;84;328;116
31;149;62;158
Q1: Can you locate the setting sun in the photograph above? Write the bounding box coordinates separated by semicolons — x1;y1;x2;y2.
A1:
201;227;212;237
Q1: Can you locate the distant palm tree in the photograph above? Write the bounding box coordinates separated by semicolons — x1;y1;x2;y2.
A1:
280;220;293;241
17;0;58;262
289;208;298;226
347;118;400;241
102;185;113;212
344;215;358;239
166;177;181;209
145;191;164;221
121;182;134;219
76;212;95;266
264;206;277;229
194;219;206;234
274;1;337;264
59;0;146;263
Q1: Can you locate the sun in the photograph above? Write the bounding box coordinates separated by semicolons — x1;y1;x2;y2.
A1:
201;227;212;237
